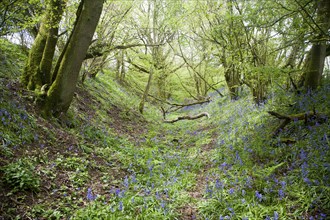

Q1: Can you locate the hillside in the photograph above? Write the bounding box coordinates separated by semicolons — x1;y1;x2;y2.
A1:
1;40;330;220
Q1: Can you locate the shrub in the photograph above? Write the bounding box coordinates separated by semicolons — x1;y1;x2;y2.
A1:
2;158;40;192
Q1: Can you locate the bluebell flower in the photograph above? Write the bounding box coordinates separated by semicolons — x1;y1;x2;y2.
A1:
301;161;309;178
86;188;96;201
118;201;123;211
115;188;120;197
228;188;235;195
303;177;312;185
206;184;213;198
161;201;165;208
255;191;262;202
300;149;307;160
320;213;327;220
235;151;243;165
246;176;252;188
274;211;279;220
131;174;137;183
278;189;285;199
124;176;129;188
215;179;222;189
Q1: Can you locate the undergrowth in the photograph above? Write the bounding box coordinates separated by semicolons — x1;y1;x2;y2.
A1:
1;39;329;220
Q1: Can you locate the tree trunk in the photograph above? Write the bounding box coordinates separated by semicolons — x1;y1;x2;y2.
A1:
43;0;104;116
21;0;64;91
22;26;47;90
39;0;64;85
304;0;330;90
139;66;153;114
304;43;327;89
224;66;240;100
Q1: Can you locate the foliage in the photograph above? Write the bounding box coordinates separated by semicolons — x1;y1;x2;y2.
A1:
0;38;26;77
0;0;41;36
1;1;330;219
2;158;40;192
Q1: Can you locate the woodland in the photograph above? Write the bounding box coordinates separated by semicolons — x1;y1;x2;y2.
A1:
0;0;330;219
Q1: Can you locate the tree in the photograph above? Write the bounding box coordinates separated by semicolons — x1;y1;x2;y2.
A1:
303;0;330;90
22;0;65;90
43;0;104;116
21;0;104;117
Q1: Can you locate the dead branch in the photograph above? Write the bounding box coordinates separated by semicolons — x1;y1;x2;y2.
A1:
164;112;210;123
268;110;328;136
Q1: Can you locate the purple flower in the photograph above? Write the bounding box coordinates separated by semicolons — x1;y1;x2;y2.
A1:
274;211;279;220
300;149;307;160
255;191;262;202
118;201;123;211
161;201;165;208
206;185;213;198
115;188;120;196
228;188;235;195
215;179;222;189
320;213;327;220
235;151;243;165
131;174;137;183
124;176;129;188
86;188;96;201
278;189;285;199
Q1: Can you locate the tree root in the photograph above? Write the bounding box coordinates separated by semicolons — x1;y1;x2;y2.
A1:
164;112;210;123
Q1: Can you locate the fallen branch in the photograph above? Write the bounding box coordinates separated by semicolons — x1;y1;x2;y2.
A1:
268;110;328;136
164;112;210;123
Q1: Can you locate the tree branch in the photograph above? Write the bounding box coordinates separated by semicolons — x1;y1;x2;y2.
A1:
164;112;210;123
268;110;328;136
85;43;165;60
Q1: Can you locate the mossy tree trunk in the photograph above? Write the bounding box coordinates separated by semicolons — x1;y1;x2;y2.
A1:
42;0;104;116
22;0;64;91
224;64;240;100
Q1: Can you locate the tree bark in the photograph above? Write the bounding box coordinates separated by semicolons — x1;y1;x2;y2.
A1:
268;110;328;136
164;112;210;123
43;0;104;116
21;0;64;91
304;43;327;89
139;66;153;114
304;0;330;90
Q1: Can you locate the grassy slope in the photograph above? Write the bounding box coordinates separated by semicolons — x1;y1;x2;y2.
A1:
1;39;330;219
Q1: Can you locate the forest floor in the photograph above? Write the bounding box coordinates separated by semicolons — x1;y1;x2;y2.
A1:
1;41;330;219
0;73;220;219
